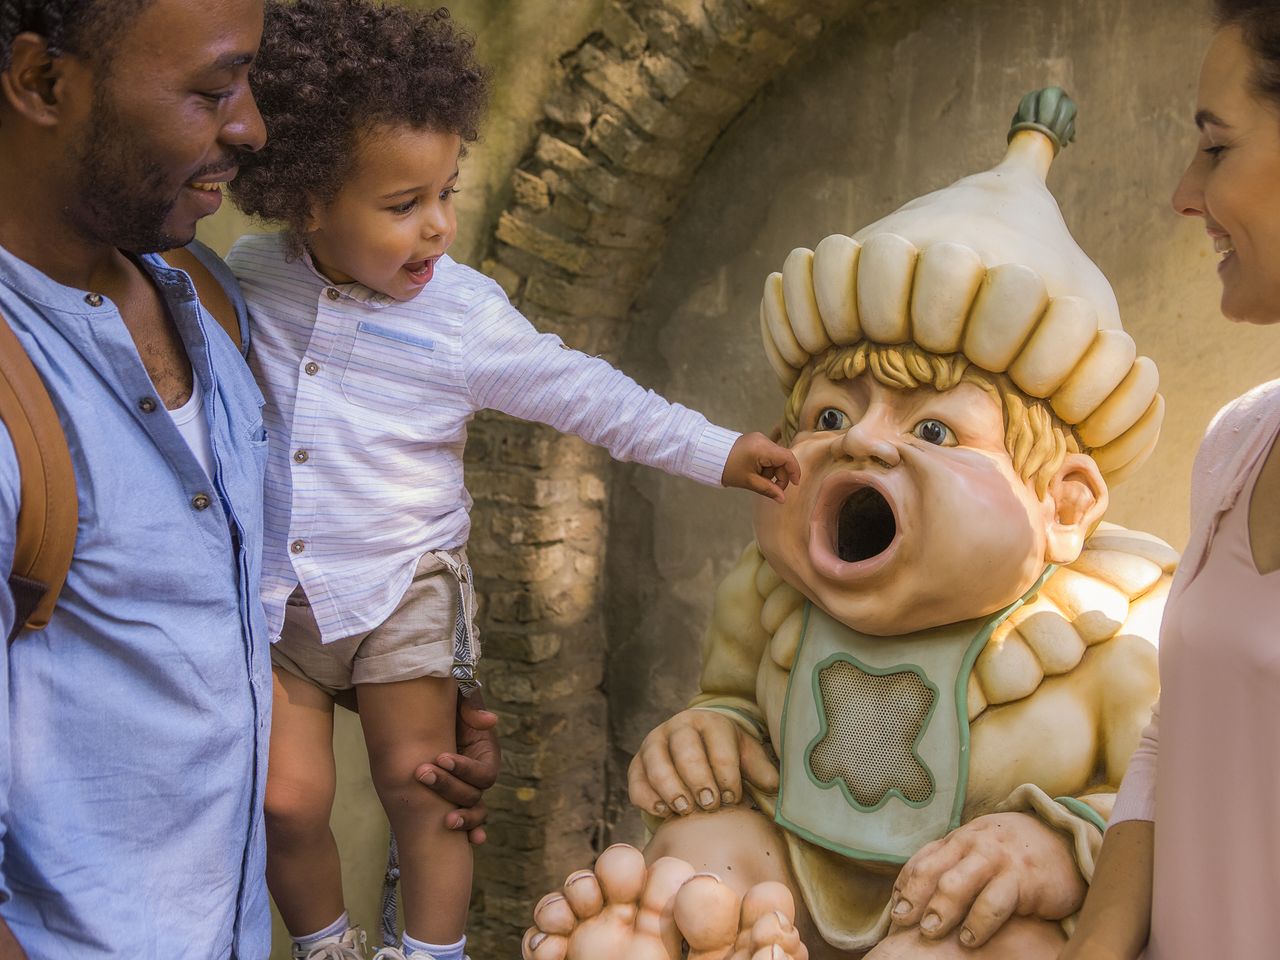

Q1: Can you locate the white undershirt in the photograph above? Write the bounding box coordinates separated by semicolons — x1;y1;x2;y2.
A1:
166;371;216;481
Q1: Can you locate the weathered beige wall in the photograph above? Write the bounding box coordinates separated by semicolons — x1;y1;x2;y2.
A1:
603;0;1280;835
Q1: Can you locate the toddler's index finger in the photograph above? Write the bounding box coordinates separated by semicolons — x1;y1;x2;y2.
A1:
750;473;787;503
776;447;801;486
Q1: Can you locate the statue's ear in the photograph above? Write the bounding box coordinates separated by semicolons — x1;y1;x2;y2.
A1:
1044;453;1108;565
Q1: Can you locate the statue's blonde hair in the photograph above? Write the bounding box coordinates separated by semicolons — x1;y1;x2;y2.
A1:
781;343;1083;498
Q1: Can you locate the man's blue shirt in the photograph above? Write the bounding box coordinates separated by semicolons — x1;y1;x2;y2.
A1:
0;242;271;958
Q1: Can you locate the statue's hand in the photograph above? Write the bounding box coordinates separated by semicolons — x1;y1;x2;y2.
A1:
889;812;1085;948
628;708;779;818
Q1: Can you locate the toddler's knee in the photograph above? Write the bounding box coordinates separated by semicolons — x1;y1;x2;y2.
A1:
265;778;333;845
369;753;452;819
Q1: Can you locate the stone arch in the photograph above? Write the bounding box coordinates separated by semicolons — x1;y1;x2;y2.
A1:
463;0;864;952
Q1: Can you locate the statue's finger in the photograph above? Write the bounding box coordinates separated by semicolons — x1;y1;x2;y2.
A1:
739;733;780;793
669;724;720;811
637;735;694;815
959;870;1019;948
627;753;668;817
700;718;745;806
918;854;997;940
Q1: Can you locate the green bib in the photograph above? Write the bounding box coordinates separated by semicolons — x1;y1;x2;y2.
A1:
774;569;1052;864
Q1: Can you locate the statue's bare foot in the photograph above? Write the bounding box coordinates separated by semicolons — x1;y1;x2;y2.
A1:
523;844;692;960
523;844;807;960
675;875;809;960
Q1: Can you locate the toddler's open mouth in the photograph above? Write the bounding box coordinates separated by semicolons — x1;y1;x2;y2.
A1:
809;474;901;579
404;257;438;285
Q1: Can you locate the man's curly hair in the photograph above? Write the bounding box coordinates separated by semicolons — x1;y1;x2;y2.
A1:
229;0;488;247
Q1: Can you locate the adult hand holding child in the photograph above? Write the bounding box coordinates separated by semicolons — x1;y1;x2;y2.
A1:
415;693;501;844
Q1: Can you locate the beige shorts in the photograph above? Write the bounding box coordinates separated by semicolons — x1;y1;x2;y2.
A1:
271;548;480;695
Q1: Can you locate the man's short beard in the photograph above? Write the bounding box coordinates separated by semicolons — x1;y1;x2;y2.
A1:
67;84;186;254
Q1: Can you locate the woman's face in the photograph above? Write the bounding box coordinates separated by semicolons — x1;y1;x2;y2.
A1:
1173;26;1280;324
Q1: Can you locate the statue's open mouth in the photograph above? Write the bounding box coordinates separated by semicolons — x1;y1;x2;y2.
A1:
809;474;901;581
837;486;897;562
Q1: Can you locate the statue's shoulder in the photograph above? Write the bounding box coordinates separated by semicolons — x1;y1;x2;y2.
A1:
706;542;804;641
969;523;1177;715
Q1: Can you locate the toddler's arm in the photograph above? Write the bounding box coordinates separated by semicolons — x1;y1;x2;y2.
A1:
462;291;798;499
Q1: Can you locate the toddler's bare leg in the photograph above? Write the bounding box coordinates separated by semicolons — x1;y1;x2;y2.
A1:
359;675;471;945
265;666;345;934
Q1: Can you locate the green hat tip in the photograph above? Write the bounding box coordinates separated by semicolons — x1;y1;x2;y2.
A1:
1008;87;1077;154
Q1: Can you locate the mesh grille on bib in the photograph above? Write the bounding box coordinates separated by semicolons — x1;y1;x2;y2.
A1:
808;659;936;807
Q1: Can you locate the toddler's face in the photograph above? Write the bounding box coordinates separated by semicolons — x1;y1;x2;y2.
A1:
306;124;462;301
753;373;1056;637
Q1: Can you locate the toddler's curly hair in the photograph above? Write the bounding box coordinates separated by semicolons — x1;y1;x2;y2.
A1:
230;0;488;247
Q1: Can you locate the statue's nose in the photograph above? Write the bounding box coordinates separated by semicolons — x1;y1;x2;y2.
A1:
831;423;902;469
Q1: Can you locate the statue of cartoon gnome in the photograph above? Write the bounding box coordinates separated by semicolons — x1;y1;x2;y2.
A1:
524;89;1172;960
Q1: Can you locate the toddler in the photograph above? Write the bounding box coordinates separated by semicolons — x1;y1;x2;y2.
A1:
225;2;799;958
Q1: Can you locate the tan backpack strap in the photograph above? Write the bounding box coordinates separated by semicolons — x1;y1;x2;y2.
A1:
0;313;77;641
161;246;244;353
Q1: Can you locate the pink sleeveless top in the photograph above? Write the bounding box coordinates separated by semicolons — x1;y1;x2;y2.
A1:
1145;440;1280;958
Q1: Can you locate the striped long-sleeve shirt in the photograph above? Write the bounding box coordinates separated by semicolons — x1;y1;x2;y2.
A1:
227;232;739;642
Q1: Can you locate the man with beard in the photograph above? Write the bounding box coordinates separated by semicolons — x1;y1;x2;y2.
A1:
0;0;271;956
0;1;496;956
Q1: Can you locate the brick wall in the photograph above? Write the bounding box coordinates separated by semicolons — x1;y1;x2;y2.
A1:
463;1;861;952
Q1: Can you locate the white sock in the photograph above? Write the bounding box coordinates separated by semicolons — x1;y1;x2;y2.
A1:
402;932;465;960
293;911;349;950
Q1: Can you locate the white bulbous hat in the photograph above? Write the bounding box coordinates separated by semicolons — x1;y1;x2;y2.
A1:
760;88;1161;484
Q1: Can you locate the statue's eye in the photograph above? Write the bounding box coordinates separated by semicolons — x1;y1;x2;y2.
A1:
816;408;849;431
913;419;955;446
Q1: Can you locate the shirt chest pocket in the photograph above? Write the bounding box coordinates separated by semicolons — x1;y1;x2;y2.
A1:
339;320;436;414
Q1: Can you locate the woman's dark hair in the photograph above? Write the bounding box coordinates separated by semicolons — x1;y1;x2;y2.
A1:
1215;0;1280;106
1;0;151;70
229;0;489;246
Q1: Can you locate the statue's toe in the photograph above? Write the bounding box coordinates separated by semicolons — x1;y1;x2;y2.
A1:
522;907;569;960
740;884;807;960
563;868;607;920
525;845;690;960
674;873;742;957
593;843;649;908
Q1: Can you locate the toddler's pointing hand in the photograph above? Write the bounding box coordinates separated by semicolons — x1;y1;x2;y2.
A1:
722;432;801;502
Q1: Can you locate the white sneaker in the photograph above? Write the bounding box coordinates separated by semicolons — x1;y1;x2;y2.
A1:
293;926;368;960
372;945;470;960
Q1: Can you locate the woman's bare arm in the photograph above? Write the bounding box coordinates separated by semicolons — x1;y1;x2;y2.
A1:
1059;819;1153;960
